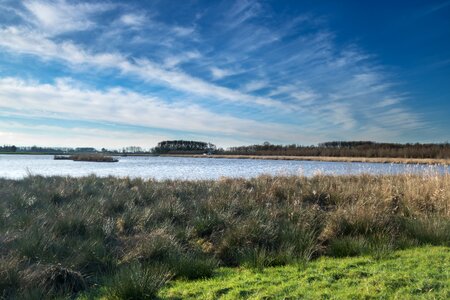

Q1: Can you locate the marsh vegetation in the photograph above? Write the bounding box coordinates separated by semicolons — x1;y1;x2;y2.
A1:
54;154;118;162
0;174;449;298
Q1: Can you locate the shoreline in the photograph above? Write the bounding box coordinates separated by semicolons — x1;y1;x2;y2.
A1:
163;154;450;165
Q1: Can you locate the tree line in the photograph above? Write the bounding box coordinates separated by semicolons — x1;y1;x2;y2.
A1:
3;141;450;158
0;145;149;154
222;141;450;159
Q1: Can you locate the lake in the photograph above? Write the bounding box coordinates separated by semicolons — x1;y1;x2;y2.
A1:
0;154;448;180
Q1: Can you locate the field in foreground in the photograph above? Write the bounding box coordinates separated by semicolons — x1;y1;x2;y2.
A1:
159;246;449;299
1;174;449;299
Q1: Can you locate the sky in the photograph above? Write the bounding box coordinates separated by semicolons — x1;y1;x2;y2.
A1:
0;0;449;149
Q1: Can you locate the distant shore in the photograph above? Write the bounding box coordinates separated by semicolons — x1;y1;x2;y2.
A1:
164;154;450;165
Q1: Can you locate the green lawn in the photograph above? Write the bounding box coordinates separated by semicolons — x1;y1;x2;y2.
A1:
159;246;450;299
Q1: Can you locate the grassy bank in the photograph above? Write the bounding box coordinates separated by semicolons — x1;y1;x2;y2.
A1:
1;174;449;298
160;246;449;299
165;154;450;165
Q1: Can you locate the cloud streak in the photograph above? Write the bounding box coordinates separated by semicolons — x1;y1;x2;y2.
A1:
0;26;286;109
0;0;432;146
0;77;314;144
22;0;115;35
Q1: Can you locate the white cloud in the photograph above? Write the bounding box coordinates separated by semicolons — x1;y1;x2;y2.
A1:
241;80;268;92
0;120;167;148
0;1;429;145
0;26;285;109
172;26;195;36
22;0;115;35
225;0;262;29
119;13;147;27
210;67;236;80
0;77;315;144
268;84;318;104
376;98;402;108
163;51;201;68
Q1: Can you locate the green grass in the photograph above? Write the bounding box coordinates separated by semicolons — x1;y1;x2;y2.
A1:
160;246;450;299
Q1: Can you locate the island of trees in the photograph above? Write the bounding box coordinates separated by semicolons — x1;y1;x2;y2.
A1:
153;140;217;154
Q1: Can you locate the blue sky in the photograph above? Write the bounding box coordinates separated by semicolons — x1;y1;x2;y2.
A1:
0;0;449;148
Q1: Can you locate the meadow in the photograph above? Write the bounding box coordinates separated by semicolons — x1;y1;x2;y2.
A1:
0;174;449;299
160;246;449;299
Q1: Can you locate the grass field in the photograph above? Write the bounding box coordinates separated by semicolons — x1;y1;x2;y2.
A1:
160;246;450;299
1;174;449;299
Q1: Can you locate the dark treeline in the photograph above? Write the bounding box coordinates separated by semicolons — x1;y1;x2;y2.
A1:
3;141;450;158
0;145;96;154
223;141;450;159
153;140;216;154
0;145;151;154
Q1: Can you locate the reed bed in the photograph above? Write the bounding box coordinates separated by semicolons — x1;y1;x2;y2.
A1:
166;154;450;165
0;174;449;299
54;154;118;162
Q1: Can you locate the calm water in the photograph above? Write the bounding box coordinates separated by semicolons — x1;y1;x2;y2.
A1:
0;155;448;180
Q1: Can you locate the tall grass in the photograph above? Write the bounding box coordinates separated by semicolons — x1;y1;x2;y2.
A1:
0;174;449;298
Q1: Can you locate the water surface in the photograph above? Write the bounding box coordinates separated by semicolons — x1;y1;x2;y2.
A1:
0;155;448;180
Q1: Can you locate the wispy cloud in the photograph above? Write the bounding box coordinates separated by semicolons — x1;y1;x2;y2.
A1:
241;80;268;92
210;67;238;80
164;51;201;68
0;0;431;146
421;0;450;16
21;0;115;35
0;77;312;144
0;120;168;148
0;26;285;109
119;13;147;28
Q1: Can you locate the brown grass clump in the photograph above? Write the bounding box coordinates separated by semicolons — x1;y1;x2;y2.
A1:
22;264;86;296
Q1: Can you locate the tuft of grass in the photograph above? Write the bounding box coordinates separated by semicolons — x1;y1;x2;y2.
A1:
106;263;172;300
168;255;218;280
22;264;86;297
0;257;21;299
